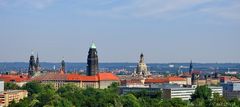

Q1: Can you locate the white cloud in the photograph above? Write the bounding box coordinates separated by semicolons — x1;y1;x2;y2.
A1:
200;2;240;20
78;0;240;21
0;0;55;9
78;0;212;18
1;0;239;20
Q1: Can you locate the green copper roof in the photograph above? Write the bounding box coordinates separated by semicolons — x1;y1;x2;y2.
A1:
90;42;97;49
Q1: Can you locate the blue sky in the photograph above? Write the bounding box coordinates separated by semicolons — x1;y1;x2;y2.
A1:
0;0;239;63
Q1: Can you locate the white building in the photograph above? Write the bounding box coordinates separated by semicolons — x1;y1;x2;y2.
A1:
209;86;223;96
162;86;223;100
0;81;3;92
163;87;195;100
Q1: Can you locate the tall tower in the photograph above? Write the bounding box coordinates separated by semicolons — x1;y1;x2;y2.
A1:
190;60;196;85
28;51;36;77
86;43;99;76
135;53;151;77
60;57;65;74
189;60;193;74
140;53;144;63
35;53;40;71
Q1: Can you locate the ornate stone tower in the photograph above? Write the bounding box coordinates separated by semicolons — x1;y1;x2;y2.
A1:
135;53;151;77
190;61;197;85
86;43;99;76
35;53;40;71
28;52;36;77
60;57;65;74
189;60;193;74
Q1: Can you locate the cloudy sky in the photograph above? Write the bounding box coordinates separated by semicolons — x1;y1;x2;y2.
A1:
0;0;239;63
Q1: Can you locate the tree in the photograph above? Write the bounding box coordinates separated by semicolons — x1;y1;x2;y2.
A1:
21;81;44;95
37;84;56;106
228;98;240;107
160;98;188;107
191;85;212;102
193;98;205;107
4;82;20;90
108;82;120;93
44;95;74;107
121;94;140;107
209;93;227;107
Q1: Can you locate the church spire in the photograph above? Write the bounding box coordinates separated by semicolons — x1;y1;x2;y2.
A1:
189;60;193;74
35;53;40;71
140;53;144;63
60;57;65;74
28;51;36;77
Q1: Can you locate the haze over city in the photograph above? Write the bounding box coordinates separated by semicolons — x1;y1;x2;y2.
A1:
0;0;239;63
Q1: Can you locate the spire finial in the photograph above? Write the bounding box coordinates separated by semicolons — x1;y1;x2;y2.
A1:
90;42;97;49
31;49;34;56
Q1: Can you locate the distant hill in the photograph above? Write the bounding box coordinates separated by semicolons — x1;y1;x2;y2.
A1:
0;62;239;74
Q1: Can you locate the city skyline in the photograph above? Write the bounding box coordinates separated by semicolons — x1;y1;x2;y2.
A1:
0;0;240;63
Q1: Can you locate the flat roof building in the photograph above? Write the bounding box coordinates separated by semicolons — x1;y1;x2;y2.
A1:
162;86;223;101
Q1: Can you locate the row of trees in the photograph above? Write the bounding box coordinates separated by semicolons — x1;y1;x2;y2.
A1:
5;82;240;107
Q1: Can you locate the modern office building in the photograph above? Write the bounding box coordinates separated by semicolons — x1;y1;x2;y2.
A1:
162;87;195;100
209;86;223;96
119;84;179;95
221;82;240;100
162;86;223;100
222;82;240;91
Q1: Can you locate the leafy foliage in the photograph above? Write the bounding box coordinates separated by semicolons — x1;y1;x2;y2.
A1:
7;82;240;107
4;82;20;90
191;85;212;102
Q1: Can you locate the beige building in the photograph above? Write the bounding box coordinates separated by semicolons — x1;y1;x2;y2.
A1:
0;90;28;107
32;72;120;89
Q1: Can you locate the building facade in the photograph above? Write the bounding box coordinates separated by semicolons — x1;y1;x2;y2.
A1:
32;72;119;89
162;87;195;100
0;81;3;92
162;86;223;100
221;82;240;100
0;90;28;107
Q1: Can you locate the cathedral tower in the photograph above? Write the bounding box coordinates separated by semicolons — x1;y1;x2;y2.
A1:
35;53;40;71
28;51;36;77
60;57;65;74
86;43;99;76
189;60;193;74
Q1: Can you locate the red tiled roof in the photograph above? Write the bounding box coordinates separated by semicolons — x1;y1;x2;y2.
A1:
0;74;29;82
220;76;240;81
144;76;185;84
97;73;119;81
166;76;186;81
31;73;67;81
67;74;98;81
145;78;168;83
31;72;119;82
121;79;142;85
